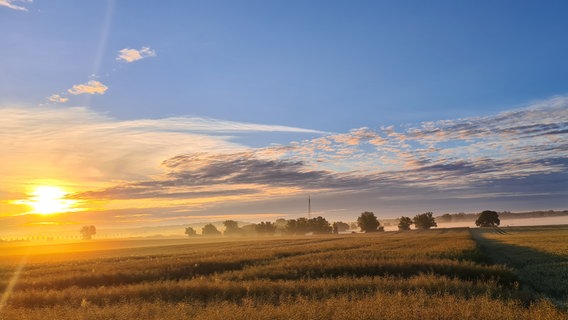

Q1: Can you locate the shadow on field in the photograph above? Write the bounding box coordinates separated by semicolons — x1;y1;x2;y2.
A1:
470;228;568;303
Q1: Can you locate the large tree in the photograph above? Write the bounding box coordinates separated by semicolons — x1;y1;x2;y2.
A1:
80;225;96;240
274;218;288;233
398;216;413;231
223;220;240;236
332;221;350;234
413;212;437;229
357;211;380;232
202;223;221;236
239;224;257;235
255;221;276;235
296;217;310;234
285;217;332;235
475;210;500;227
285;219;298;235
185;227;197;237
308;216;333;234
286;218;311;235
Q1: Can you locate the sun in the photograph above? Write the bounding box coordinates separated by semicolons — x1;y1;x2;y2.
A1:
24;186;78;215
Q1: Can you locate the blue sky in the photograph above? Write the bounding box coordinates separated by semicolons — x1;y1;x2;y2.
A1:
4;0;568;129
1;0;567;233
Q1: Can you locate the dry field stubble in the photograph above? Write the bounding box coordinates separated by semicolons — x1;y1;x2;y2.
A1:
1;227;566;319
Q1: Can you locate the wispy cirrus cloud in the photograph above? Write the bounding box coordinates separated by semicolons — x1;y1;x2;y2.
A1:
113;116;326;134
67;80;108;95
0;0;31;11
116;47;156;63
0;106;323;191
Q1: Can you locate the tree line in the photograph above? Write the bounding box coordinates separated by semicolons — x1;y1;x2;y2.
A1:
183;210;500;237
75;210;501;240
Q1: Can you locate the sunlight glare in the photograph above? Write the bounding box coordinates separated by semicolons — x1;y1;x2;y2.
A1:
22;186;78;215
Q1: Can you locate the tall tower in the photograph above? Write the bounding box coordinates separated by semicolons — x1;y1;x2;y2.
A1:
308;195;311;219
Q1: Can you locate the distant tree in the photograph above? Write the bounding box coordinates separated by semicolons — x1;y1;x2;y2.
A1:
285;217;332;234
398;216;413;231
274;218;288;233
455;213;468;221
413;212;437;230
286;219;298;235
438;213;453;223
475;210;500;227
80;225;96;240
357;211;380;233
296;217;310;234
308;216;332;234
202;223;221;236
240;224;257;235
255;221;276;235
285;218;309;235
185;227;197;237
332;221;350;234
223;220;240;236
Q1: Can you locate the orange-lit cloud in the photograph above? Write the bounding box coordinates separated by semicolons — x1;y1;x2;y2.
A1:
116;47;156;63
46;94;68;103
68;80;108;95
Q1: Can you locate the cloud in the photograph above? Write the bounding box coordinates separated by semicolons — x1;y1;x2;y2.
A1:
0;106;323;192
2;96;567;225
78;149;566;204
70;96;568;221
46;94;68;103
330;127;386;146
114;117;326;134
67;80;108;95
0;0;31;11
116;47;156;63
72;151;363;209
162;153;332;188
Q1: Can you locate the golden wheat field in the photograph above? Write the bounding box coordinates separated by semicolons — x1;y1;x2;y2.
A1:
0;226;566;319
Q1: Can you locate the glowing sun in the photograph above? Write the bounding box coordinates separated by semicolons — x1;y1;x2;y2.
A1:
24;186;78;215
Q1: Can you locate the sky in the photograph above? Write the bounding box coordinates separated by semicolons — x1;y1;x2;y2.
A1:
1;0;567;236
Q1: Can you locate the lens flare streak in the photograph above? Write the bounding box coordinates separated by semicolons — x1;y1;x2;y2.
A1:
0;251;28;312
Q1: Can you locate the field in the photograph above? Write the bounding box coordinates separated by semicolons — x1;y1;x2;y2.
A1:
471;225;568;305
0;227;567;319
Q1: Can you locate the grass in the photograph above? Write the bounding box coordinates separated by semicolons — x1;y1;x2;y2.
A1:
0;227;566;319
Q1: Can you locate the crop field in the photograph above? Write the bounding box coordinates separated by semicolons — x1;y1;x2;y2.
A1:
0;227;567;319
471;225;568;305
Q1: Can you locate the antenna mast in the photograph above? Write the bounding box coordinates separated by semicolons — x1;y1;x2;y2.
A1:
308;195;311;219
